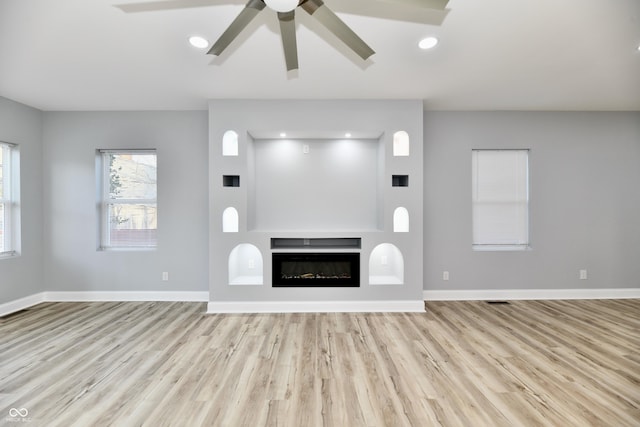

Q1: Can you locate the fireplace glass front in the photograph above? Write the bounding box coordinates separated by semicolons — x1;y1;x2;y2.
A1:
272;253;360;287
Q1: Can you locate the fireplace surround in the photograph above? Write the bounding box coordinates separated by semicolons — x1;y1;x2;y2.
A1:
208;100;424;313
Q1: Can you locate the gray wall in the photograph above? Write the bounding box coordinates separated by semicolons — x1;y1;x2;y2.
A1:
423;111;640;291
3;102;639;304
0;97;44;304
42;111;209;292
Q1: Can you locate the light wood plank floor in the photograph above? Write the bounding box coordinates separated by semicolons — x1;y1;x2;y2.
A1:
1;300;639;426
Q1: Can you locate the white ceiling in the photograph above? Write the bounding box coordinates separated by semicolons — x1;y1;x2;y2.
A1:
1;0;639;111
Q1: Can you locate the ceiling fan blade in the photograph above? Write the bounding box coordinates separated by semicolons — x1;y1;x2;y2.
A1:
328;0;448;26
208;0;266;56
115;0;226;13
375;0;449;11
278;11;299;71
301;0;375;61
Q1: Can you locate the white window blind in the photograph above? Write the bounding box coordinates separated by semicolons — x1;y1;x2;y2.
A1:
0;142;17;256
472;149;529;250
100;150;157;249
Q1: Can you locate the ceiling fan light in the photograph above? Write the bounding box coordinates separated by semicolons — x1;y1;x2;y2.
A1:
418;37;439;50
264;0;299;12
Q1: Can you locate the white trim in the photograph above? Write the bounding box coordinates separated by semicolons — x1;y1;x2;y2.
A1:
46;291;209;302
424;288;640;301
207;300;425;314
0;291;209;316
7;289;638;318
0;292;46;317
99;149;157;154
3;293;421;316
472;244;530;251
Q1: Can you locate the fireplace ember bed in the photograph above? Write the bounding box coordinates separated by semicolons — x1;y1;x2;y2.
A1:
272;253;360;287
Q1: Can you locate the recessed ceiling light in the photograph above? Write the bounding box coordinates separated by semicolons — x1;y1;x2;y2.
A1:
188;36;209;49
280;132;287;137
345;132;352;138
418;37;439;50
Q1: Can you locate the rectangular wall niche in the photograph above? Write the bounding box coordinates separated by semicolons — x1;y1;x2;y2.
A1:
223;175;240;187
272;253;360;287
271;237;361;249
251;138;381;231
392;175;409;187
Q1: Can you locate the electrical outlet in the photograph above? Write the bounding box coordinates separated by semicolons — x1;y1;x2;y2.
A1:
248;259;255;269
303;144;310;154
162;272;169;281
443;271;450;281
579;269;588;280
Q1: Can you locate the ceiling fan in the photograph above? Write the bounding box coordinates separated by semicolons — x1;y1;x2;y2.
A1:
116;0;449;71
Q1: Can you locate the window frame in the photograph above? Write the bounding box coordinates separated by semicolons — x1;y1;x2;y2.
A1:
471;148;530;252
0;141;18;258
99;149;158;250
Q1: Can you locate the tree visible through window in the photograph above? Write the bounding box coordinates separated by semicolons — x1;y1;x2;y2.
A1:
101;150;157;248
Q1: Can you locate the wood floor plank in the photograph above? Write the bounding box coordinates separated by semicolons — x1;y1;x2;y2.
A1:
1;299;639;426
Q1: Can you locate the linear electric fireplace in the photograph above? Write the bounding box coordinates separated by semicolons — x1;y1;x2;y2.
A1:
272;253;360;287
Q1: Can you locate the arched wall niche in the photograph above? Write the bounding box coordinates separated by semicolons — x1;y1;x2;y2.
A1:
223;130;239;156
393;207;409;232
369;243;404;285
228;243;263;285
393;131;410;157
222;207;239;233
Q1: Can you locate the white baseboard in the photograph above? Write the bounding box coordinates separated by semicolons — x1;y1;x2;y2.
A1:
424;288;640;301
0;291;208;317
207;300;425;314
3;293;422;316
0;292;46;317
6;288;638;318
46;291;209;302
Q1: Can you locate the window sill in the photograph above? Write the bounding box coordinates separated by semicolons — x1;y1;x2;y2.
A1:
98;247;157;252
0;251;19;260
472;245;530;252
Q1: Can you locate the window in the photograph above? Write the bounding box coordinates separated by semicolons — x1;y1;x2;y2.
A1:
0;142;18;257
100;150;157;249
472;149;529;250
